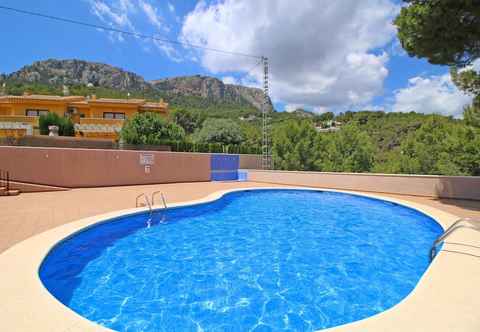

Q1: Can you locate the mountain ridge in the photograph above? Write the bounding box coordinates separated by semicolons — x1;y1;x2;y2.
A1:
1;59;271;111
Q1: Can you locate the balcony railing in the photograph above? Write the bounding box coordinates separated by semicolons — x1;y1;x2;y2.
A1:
79;118;125;126
0;116;39;126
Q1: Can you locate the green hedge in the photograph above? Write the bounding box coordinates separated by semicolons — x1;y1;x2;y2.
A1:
146;140;261;154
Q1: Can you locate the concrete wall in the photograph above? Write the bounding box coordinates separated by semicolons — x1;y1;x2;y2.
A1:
248;170;480;201
239;154;263;169
0;146;211;188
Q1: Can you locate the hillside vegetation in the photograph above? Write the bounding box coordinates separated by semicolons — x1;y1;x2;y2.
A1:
1;60;479;176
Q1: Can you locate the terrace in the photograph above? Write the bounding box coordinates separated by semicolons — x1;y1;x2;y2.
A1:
0;146;479;331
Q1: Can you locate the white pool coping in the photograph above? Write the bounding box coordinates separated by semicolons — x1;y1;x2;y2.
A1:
0;186;479;332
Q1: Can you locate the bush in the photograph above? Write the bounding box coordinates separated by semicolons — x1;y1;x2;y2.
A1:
121;112;185;145
39;113;74;136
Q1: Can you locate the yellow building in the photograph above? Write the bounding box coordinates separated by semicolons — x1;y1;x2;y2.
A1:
0;93;169;139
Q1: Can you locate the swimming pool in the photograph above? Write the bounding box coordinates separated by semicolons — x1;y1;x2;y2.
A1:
39;189;443;331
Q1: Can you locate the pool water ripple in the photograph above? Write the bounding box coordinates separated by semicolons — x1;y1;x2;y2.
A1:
40;190;442;331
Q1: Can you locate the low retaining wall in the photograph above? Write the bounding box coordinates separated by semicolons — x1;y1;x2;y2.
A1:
239;154;263;169
248;170;480;200
0;146;263;188
0;146;210;188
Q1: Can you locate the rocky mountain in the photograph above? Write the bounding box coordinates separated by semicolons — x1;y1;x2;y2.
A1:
151;75;269;110
3;59;271;111
5;59;150;91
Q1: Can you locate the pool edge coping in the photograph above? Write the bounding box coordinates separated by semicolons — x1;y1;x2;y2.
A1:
0;186;467;332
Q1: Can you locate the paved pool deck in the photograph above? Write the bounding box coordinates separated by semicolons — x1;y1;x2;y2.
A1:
0;181;480;331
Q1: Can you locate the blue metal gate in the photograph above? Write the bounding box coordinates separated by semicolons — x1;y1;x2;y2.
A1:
210;154;239;181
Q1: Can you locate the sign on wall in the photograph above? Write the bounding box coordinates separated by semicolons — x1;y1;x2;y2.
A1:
139;153;155;166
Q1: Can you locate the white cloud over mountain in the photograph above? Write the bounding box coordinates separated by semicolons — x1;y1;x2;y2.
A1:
180;0;399;111
391;74;473;118
85;0;476;116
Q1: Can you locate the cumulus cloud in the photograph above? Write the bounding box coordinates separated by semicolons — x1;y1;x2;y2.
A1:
180;0;399;111
392;74;473;117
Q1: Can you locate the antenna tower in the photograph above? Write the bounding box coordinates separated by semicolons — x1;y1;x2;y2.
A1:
261;56;271;169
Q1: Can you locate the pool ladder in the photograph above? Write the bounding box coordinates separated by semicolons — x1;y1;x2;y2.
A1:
135;192;168;227
430;218;480;261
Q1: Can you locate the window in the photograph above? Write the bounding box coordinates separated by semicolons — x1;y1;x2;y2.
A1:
103;112;125;120
25;109;49;117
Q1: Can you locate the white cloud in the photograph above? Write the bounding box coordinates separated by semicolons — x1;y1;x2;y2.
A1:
139;0;168;32
88;0;136;41
222;76;238;85
392;74;473;117
472;59;480;72
86;0;178;58
285;104;304;112
180;0;399;110
313;106;330;114
167;2;175;13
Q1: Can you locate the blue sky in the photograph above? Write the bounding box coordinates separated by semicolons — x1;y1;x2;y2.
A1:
0;0;474;116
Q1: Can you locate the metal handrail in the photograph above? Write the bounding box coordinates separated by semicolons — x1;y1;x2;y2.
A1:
430;218;480;261
152;191;168;224
135;193;152;210
152;191;168;209
136;193;153;227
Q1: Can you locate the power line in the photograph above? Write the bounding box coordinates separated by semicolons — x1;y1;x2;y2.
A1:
0;5;262;59
234;58;264;82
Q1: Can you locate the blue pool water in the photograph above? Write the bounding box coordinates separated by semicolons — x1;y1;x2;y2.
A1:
40;190;442;331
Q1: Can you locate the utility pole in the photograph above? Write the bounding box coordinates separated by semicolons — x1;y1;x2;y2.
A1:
261;56;271;170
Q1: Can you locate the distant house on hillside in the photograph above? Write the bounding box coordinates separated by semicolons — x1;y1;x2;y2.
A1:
315;120;342;133
239;114;257;121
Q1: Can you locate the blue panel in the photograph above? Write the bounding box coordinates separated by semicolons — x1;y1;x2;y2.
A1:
211;154;240;171
211;171;239;181
238;170;248;182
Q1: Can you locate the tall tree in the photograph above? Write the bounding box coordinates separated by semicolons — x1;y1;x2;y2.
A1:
272;120;320;171
381;117;480;175
193;118;244;145
450;65;480;127
395;0;480;66
317;124;376;173
170;108;205;134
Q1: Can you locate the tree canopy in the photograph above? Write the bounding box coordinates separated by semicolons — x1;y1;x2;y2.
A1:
193;118;244;145
272;120;320;171
395;0;480;66
170;108;205;134
120;112;185;145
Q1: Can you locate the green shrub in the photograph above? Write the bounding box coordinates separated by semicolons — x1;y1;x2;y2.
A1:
38;113;75;136
120;112;185;145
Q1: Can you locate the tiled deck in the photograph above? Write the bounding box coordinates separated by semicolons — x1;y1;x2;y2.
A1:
1;181;478;253
0;182;479;331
